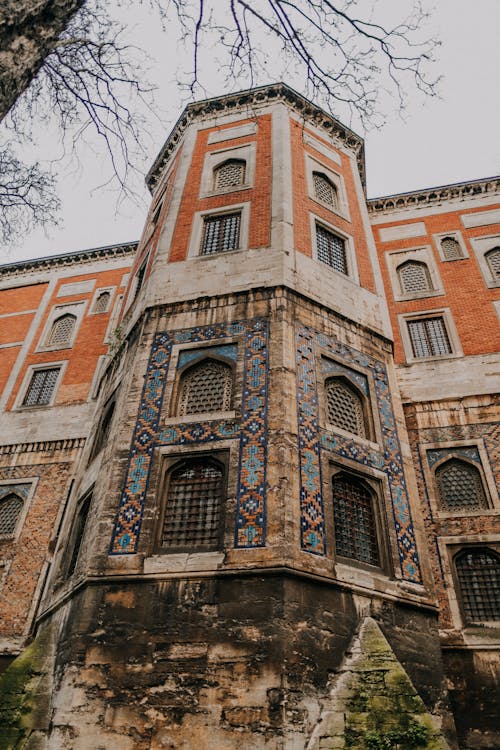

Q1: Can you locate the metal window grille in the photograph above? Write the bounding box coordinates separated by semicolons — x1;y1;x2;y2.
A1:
485;247;500;279
441;236;463;260
161;461;224;550
133;260;147;301
67;495;92;577
326;379;366;438
23;368;60;406
398;261;432;295
48;314;76;346
214;160;246;190
333;474;379;566
178;360;233;416
0;494;23;535
436;459;488;512
407;317;452;358
316;224;347;274
93;291;111;313
91;401;115;460
313;172;338;209
456;550;500;623
201;213;240;255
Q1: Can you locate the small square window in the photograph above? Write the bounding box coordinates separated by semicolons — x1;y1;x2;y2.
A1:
407;317;452;358
316;224;347;275
201;213;241;255
22;367;61;407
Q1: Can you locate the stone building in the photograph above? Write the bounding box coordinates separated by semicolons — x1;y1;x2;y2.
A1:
0;84;498;749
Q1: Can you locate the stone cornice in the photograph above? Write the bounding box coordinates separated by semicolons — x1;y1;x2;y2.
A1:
146;82;366;190
0;242;137;279
0;437;86;455
367;176;500;215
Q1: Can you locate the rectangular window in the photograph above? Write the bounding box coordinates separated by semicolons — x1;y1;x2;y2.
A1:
407;317;452;358
316;224;347;275
201;212;240;255
22;367;60;406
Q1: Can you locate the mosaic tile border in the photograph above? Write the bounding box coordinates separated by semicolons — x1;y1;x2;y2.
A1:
110;319;269;554
296;324;422;583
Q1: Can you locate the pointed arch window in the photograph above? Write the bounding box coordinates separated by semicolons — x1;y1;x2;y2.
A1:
90;397;116;462
435;459;488;512
0;493;23;536
93;291;111;314
178;359;233;416
313;171;338;209
332;473;379;566
326;377;367;439
397;260;433;295
66;493;92;577
47;313;76;347
441;236;463;260
485;247;500;281
214;159;246;191
455;549;500;623
160;459;225;551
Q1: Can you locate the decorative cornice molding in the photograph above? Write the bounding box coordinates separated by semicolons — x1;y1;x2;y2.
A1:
367;176;500;215
0;242;137;279
0;437;86;455
146;82;366;190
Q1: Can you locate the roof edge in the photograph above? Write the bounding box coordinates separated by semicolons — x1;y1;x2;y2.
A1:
0;241;138;277
368;175;500;214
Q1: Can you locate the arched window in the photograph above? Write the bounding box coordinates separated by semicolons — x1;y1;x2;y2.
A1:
90;398;116;461
485;247;500;280
178;359;233;416
440;236;463;260
93;291;111;314
435;459;488;512
213;159;246;191
48;313;76;347
313;172;338;209
160;459;224;551
67;493;92;577
332;473;379;566
0;493;23;535
397;260;433;295
326;378;367;439
455;549;500;623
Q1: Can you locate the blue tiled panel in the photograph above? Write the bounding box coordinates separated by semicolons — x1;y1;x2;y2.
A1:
110;320;269;554
296;324;422;583
177;343;238;370
426;446;481;468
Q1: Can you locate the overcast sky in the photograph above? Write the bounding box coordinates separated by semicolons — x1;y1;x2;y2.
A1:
1;0;499;265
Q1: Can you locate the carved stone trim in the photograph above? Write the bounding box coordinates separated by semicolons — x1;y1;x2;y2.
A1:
0;243;137;279
0;438;86;455
368;177;500;215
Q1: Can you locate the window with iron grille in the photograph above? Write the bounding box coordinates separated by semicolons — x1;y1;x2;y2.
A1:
436;459;488;512
455;549;500;623
160;459;224;551
485;247;500;280
0;494;23;536
67;494;92;577
214;159;246;191
93;291;111;314
48;314;76;347
326;378;366;438
332;473;379;566
441;236;463;260
397;260;433;295
313;172;338;209
178;359;233;416
316;224;348;275
133;258;147;302
90;398;116;461
22;367;61;407
407;316;452;358
201;212;241;255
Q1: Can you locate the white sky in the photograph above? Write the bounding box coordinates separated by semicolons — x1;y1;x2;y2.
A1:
1;0;499;265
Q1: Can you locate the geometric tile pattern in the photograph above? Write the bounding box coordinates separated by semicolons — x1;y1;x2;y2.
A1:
321;357;369;395
426;445;481;468
0;483;32;503
109;319;269;554
296;324;422;583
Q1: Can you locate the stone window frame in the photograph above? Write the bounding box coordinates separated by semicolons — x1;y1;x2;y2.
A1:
15;360;68;410
305;153;350;221
385;246;444;302
124;253;150;312
310;213;359;284
419;440;499;520
88;391;118;464
188;202;251;259
62;487;94;580
397;308;462;364
469;234;500;288
316;352;382;450
432;230;469;262
199;142;255;198
438;536;500;633
103;293;124;344
324;458;395;579
89;286;116;316
0;479;36;542
163;339;241;426
36;301;86;352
